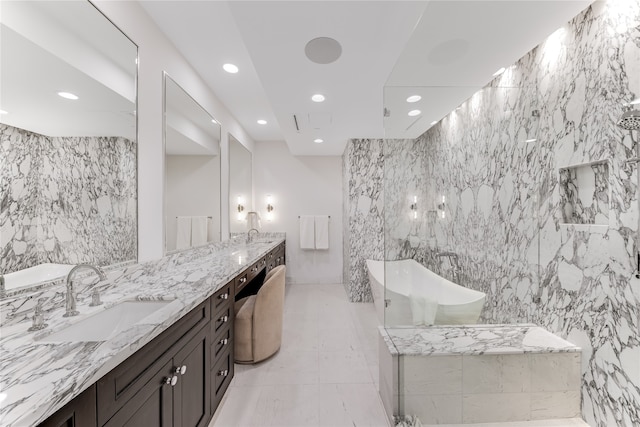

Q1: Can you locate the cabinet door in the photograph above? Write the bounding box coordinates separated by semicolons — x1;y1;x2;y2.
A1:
173;325;211;427
102;360;173;427
37;385;96;427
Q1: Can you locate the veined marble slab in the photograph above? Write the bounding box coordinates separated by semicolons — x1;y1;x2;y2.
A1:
381;324;580;356
0;233;285;427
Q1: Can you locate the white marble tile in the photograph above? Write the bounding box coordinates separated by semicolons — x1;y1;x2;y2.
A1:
462;354;530;394
403;394;463;425
462;393;531;423
401;354;462;395
530;391;581;420
319;350;374;384
530;353;581;392
318;383;390;427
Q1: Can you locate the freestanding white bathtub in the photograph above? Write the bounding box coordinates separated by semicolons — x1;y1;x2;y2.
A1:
366;259;486;326
3;263;76;291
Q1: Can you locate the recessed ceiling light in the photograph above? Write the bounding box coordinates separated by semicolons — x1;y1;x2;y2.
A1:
408;110;421;117
430;120;437;125
223;63;239;74
406;95;421;103
314;138;323;143
58;91;78;100
0;110;7;115
493;67;506;77
257;119;267;125
311;94;325;103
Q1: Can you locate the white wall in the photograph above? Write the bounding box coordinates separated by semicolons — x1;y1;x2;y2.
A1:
92;1;255;262
253;141;343;284
165;155;221;251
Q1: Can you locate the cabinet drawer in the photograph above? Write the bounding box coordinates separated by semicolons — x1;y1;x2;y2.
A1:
97;299;210;426
211;328;232;362
212;282;233;313
211;304;232;337
235;272;249;294
211;349;234;410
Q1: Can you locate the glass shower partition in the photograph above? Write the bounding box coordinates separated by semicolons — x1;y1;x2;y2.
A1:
381;81;541;423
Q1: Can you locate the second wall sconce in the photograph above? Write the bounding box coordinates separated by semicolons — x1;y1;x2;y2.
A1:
437;195;446;219
237;195;245;221
410;196;417;219
266;194;274;221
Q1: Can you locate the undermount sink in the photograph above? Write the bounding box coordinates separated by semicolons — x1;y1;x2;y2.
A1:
36;300;172;343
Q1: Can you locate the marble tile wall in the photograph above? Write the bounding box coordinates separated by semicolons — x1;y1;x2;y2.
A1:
343;3;640;426
408;4;639;427
0;124;137;274
342;138;384;302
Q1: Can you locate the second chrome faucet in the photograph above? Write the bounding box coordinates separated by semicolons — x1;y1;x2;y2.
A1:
64;264;107;317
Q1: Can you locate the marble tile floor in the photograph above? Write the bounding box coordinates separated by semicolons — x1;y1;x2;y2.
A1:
209;283;591;427
209;283;389;427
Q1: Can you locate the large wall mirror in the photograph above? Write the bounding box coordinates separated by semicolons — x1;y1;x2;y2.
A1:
164;74;222;253
0;1;138;295
229;134;253;234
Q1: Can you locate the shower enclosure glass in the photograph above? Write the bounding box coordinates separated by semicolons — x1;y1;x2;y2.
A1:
381;82;542;422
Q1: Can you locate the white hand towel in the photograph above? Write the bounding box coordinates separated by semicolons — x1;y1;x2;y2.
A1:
176;216;191;250
314;215;329;250
191;216;208;247
299;215;315;249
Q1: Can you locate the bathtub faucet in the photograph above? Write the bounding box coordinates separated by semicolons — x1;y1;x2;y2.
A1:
436;251;461;283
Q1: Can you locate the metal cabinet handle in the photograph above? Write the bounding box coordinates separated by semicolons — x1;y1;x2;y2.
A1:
239;277;247;284
174;365;187;375
219;338;228;346
164;375;178;386
219;293;229;300
218;369;229;377
219;315;229;323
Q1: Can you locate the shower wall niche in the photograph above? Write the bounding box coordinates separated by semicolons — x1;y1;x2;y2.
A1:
559;160;610;225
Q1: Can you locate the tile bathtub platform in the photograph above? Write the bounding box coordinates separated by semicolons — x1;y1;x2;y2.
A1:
379;324;582;425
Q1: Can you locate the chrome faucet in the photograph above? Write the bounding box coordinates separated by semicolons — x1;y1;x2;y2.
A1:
247;228;259;243
64;264;107;317
0;274;5;298
436;251;461;283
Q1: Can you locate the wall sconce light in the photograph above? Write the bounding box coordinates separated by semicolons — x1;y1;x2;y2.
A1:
437;195;446;219
266;195;274;221
237;195;245;221
410;196;418;219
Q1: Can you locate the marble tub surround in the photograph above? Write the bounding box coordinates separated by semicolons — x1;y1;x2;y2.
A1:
0;233;285;426
0;124;137;276
380;325;581;425
383;324;580;356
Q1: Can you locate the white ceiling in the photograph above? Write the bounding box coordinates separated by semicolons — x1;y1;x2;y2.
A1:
141;0;593;155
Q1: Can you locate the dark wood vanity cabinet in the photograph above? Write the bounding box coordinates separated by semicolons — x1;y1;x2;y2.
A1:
37;384;97;427
38;241;286;427
98;299;211;427
266;242;286;273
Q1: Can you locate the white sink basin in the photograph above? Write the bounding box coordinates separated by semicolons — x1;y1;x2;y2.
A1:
37;301;171;342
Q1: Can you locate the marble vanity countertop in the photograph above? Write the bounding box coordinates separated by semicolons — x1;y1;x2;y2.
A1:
0;233;285;427
381;324;580;356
